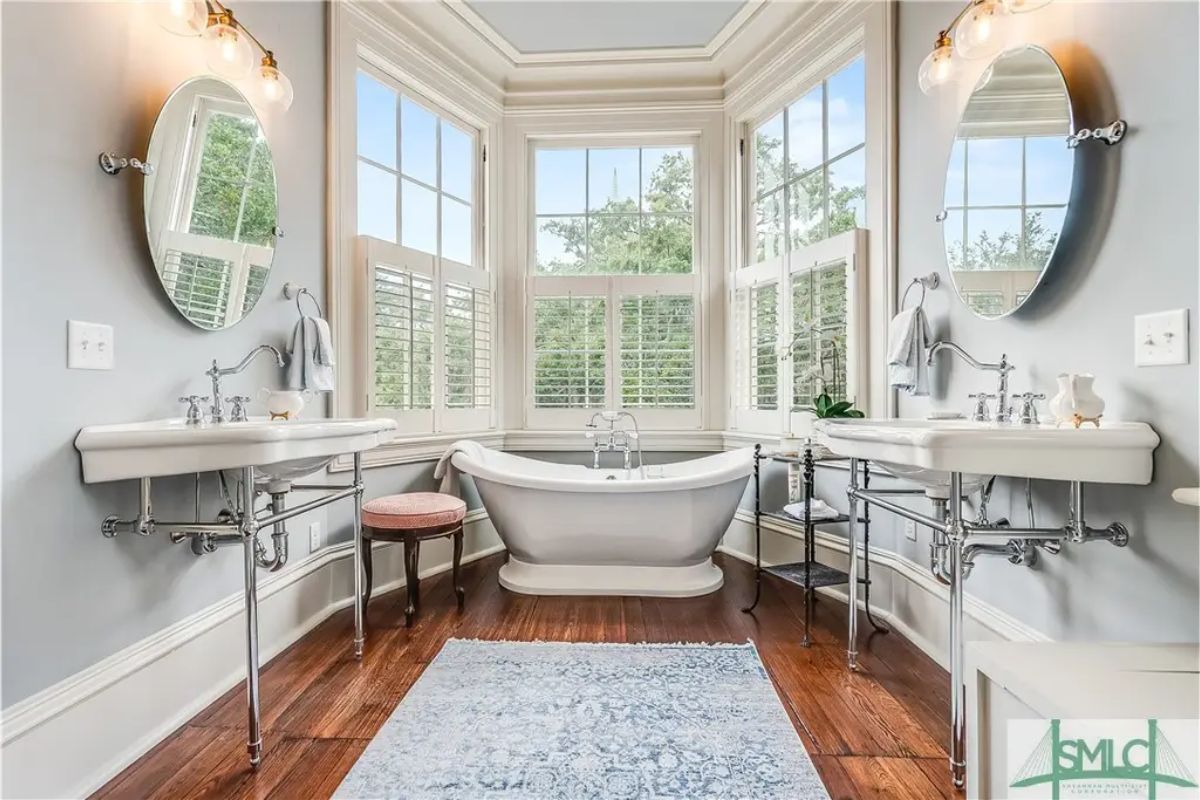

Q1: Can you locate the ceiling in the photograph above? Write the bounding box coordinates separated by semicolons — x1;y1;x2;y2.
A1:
461;0;748;54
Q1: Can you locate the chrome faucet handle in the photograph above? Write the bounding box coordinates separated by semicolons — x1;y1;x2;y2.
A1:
1016;392;1046;425
226;396;252;422
178;395;209;426
967;393;996;422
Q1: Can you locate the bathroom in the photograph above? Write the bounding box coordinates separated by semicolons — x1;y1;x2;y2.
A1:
1;1;1197;798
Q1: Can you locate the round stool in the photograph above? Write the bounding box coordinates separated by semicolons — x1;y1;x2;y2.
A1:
361;492;467;627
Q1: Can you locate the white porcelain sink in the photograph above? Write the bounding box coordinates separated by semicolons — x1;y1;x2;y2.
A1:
815;418;1159;486
75;417;398;483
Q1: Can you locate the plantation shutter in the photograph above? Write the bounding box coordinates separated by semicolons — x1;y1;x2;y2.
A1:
533;296;607;409
619;295;695;409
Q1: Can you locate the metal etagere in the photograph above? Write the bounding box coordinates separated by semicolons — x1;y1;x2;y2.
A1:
742;443;888;646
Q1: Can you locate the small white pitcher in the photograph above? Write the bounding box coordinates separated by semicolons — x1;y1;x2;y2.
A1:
260;389;312;420
1049;374;1105;428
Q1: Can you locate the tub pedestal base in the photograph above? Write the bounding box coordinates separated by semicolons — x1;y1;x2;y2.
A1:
498;557;724;597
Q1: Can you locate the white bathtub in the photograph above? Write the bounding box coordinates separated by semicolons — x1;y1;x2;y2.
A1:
450;446;754;597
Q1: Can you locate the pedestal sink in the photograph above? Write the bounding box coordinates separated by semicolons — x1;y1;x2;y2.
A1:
76;414;396;769
75;416;397;484
812;415;1159;789
815;418;1158;485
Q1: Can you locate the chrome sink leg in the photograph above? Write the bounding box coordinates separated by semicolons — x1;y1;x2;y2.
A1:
240;466;263;768
352;451;365;659
948;471;966;789
846;458;860;670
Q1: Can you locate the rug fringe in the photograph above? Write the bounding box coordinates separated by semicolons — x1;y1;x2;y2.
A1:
445;637;758;650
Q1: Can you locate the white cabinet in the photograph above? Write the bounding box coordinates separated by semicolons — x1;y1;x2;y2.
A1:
967;642;1199;799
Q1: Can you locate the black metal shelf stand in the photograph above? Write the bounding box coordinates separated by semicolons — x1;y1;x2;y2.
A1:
742;442;889;646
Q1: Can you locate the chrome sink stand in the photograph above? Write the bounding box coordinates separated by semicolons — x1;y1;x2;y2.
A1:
99;453;366;768
844;460;1130;789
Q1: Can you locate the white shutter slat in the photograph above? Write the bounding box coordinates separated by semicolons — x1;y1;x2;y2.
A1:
443;282;492;409
619;295;695;409
533;296;607;409
373;264;434;410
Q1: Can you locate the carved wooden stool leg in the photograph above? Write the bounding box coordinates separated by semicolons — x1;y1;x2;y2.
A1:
452;528;465;611
361;530;374;613
403;536;418;628
413;540;422;613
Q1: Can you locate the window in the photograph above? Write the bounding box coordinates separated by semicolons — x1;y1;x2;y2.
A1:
942;136;1070;315
528;144;700;427
356;67;491;434
751;55;865;262
734;51;868;433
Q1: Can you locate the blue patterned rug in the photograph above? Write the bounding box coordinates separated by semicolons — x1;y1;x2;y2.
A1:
334;639;829;799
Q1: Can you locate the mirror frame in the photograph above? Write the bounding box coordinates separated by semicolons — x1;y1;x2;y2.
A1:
143;76;279;331
940;44;1076;321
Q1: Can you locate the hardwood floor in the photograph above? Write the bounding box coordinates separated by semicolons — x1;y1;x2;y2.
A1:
92;553;956;799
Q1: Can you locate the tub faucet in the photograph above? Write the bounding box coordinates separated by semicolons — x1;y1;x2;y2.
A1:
585;411;645;475
206;345;285;423
926;341;1015;422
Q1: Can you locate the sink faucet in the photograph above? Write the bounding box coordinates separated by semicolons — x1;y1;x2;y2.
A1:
926;341;1015;422
206;345;285;423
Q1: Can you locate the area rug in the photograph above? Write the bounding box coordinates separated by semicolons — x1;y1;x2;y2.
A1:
334;639;829;799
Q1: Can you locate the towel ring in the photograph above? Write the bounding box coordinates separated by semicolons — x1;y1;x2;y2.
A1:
282;282;323;318
901;272;940;310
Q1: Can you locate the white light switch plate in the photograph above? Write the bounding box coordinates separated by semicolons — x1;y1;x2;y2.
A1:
904;519;917;541
1135;309;1189;367
67;320;114;370
309;522;322;553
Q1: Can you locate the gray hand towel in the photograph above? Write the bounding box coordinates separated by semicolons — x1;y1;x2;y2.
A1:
887;306;932;396
287;317;335;392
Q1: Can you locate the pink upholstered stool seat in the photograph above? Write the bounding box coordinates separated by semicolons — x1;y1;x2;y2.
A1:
359;492;468;627
362;492;466;530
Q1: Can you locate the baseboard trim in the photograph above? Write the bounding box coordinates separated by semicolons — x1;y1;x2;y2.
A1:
720;509;1048;668
0;511;500;800
3;505;1050;797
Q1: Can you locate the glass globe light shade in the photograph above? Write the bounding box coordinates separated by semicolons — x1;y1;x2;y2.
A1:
1002;0;1053;12
954;0;1010;60
203;21;254;78
918;41;955;95
257;62;295;112
155;0;206;36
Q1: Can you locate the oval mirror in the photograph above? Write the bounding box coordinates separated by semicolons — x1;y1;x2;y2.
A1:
941;45;1074;319
143;77;278;330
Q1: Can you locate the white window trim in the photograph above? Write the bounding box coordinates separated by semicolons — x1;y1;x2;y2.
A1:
326;1;892;469
329;3;503;456
726;1;896;431
518;130;716;432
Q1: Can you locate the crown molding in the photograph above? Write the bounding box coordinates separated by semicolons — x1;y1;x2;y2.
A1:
438;0;767;69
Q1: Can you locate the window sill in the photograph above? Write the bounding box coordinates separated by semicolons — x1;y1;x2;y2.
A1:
328;429;785;471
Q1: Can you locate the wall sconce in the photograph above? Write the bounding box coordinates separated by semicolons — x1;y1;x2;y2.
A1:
918;0;1052;95
154;0;294;111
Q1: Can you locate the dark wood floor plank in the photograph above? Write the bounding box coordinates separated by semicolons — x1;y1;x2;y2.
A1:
90;552;954;800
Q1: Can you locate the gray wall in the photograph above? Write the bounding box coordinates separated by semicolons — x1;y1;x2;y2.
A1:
746;1;1198;644
0;1;333;707
888;1;1198;640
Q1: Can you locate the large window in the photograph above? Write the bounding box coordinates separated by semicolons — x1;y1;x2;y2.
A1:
752;55;866;262
356;67;491;434
528;144;699;427
734;52;867;433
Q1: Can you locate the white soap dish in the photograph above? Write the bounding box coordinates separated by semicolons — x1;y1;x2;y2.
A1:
928;409;965;420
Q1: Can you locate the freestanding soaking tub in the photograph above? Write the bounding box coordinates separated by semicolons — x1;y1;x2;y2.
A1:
448;445;754;597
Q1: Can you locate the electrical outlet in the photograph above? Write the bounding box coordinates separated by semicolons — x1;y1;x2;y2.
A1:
67;320;114;370
309;522;322;553
1135;309;1189;366
904;519;917;541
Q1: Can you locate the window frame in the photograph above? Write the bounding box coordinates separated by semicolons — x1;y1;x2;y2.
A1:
728;4;895;431
524;136;704;430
